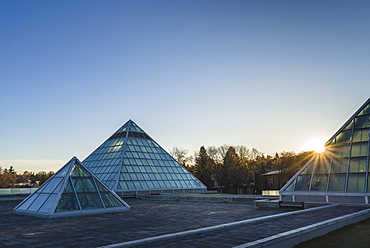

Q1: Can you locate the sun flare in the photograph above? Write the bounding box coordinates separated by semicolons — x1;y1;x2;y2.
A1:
302;137;327;153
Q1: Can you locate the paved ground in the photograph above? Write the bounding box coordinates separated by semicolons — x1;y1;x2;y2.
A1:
137;205;366;248
0;199;367;247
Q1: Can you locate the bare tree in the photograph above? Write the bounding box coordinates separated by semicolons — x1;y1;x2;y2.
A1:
169;147;192;167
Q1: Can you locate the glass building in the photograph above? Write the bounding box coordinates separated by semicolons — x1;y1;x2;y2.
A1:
83;120;207;196
14;157;130;219
280;98;370;204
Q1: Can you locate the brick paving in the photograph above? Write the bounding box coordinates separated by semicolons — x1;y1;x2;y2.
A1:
0;199;367;247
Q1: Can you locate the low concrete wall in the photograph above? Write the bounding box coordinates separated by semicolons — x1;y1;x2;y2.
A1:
137;194;277;203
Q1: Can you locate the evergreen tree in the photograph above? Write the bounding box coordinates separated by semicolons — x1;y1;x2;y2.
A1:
194;146;214;189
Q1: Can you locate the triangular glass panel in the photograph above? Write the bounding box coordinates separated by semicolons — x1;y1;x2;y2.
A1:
56;193;80;212
71;163;91;177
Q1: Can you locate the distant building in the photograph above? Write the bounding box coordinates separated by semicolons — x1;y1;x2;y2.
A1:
83;120;207;196
262;170;282;189
280;98;370;204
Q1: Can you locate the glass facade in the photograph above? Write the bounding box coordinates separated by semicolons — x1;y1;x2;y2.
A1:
83;120;206;193
282;98;370;197
14;157;130;218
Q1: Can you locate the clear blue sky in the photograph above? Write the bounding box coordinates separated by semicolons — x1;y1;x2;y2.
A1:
1;0;369;173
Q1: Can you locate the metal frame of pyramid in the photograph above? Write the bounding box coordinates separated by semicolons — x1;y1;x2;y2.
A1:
83;120;207;196
13;157;130;219
280;98;370;204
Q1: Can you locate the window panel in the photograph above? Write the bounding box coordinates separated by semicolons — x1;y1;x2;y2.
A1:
119;182;128;190
284;180;295;191
330;158;348;173
72;178;97;193
133;181;142;189
38;194;57;213
77;193;103;210
328;174;346;191
140;181;148;189
126;181;135;189
295;175;310;191
347;174;366;192
354;116;370;129
310;175;328;191
100;192;124;208
28;194;50;211
56;193;80;212
332;145;350;158
351;143;369;157
349;158;367;172
335;131;352;144
343;120;354;130
129;159;136;164
359;104;370;116
175;181;182;188
146;181;154;188
137;174;144;180
17;193;38;210
130;173;138;180
152;181;160;188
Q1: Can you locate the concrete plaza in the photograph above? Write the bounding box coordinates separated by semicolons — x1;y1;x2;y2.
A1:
0;197;368;247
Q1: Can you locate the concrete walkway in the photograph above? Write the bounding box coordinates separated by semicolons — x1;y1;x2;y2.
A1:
122;205;368;248
1;197;368;247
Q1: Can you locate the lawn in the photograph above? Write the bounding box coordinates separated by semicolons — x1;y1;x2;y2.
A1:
295;218;370;248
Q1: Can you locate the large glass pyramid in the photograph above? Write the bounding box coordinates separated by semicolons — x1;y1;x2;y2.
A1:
83;120;207;195
14;157;130;218
280;98;370;204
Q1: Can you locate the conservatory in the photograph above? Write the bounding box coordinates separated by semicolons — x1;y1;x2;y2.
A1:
83;120;207;196
280;98;370;204
14;157;130;218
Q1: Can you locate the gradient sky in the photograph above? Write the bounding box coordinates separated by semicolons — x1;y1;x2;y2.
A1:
1;0;370;173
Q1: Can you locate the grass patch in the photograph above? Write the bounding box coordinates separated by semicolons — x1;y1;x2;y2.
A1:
295;217;370;248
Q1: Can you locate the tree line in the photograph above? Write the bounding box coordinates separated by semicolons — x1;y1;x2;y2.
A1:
170;145;314;194
0;166;54;188
1;145;313;193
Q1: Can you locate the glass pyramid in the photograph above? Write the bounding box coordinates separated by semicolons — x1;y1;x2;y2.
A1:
13;157;130;219
280;98;370;204
83;120;207;195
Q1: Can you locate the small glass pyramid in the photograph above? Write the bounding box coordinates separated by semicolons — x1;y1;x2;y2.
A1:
280;98;370;203
13;157;130;219
83;120;207;195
